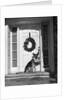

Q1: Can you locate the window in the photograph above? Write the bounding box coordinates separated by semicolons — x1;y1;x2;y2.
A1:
12;27;17;67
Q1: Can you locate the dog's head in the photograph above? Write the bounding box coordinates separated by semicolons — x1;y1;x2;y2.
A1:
32;52;40;63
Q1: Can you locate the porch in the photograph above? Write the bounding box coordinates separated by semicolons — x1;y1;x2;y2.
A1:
5;72;56;86
5;17;57;86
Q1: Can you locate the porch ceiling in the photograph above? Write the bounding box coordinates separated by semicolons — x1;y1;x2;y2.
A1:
5;17;52;25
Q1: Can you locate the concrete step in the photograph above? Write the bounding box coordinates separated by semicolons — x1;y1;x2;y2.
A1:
5;72;49;80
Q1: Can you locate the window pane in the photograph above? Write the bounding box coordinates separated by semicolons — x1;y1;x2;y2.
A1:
43;57;48;65
12;60;17;67
12;43;17;50
12;27;17;32
12;51;17;59
12;35;17;42
43;50;48;56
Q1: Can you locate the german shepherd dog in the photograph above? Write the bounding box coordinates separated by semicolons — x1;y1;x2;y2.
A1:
24;48;40;73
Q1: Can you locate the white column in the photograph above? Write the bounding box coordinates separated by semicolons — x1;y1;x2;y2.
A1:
17;27;20;72
10;31;12;73
5;25;8;75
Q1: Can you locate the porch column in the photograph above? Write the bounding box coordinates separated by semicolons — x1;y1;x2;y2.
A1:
17;27;20;72
5;25;9;75
48;18;54;73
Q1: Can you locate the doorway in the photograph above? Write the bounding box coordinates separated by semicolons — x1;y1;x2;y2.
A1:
20;29;42;72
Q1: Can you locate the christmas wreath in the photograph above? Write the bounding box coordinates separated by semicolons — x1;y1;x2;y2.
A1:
23;33;36;52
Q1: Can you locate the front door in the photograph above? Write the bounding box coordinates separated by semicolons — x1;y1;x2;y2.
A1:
20;29;41;72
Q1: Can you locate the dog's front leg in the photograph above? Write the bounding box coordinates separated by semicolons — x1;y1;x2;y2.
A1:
32;62;35;72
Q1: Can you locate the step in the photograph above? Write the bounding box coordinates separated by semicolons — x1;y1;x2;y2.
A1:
5;72;49;80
